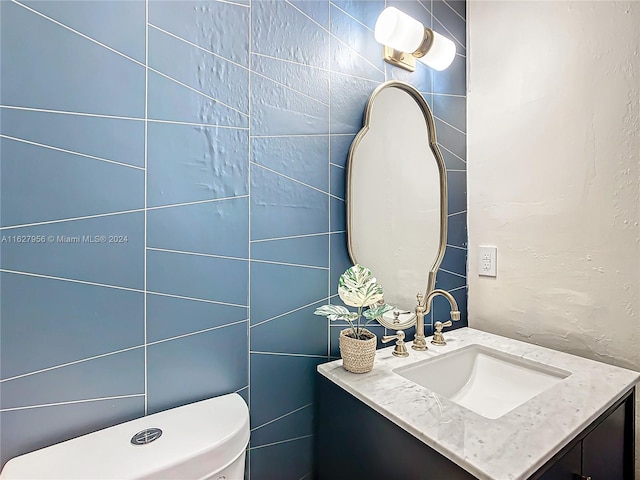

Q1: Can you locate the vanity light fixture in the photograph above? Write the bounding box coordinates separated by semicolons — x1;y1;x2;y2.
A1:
374;7;456;72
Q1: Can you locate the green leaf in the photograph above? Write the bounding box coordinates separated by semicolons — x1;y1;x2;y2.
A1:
314;304;359;321
363;303;395;320
337;264;385;308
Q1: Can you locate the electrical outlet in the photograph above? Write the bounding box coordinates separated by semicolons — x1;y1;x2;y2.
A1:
479;246;497;277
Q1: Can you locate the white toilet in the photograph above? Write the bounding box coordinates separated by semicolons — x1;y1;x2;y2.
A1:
0;393;249;480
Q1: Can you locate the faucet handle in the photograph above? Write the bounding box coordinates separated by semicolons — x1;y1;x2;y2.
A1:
431;320;452;346
382;330;409;357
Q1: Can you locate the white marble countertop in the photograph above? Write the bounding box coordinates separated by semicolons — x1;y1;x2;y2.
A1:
317;327;639;480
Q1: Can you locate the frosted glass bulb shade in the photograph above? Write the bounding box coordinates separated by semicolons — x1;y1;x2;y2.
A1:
418;30;457;71
374;7;424;54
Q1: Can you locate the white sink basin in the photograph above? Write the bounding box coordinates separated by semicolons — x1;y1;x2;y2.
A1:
393;344;571;419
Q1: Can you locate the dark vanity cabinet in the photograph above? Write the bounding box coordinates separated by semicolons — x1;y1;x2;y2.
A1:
314;374;635;480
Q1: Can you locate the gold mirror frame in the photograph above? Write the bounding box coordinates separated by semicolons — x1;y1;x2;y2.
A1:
345;80;448;330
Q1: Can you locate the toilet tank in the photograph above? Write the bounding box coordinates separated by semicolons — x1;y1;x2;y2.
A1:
0;393;249;480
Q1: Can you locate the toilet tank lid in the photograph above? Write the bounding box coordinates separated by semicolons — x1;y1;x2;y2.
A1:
0;393;250;480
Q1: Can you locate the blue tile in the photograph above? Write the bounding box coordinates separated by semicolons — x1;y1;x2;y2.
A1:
329;324;386;357
1;349;144;409
147;72;248;127
1;2;144;117
331;197;346;232
251;54;330;105
290;0;329;28
148;28;248;114
0;273;143;380
251;136;329;192
1;212;144;289
251;73;330;136
148;0;249;66
21;0;145;62
330;6;385;81
251;235;329;268
388;1;432;28
147;250;248;305
447;170;467;215
330;164;346;200
250;436;313;480
435;268;466;292
147;198;249;258
250;262;328;325
237;386;249;406
444;0;466;20
433;94;466;133
250;404;313;448
433;54;466;95
252;1;329;69
251;300;328;356
147;122;248;207
439;245;467;276
330;73;375;134
433;0;466;54
332;0;385;29
435;118;466;161
387;60;433;93
447;211;467;248
250;353;324;426
0;397;144;468
330;233;352;291
330;134;355;168
1;140;144;227
440;145;467;170
0;109;144;168
250;165;329;241
147;294;248;343
147;322;248;414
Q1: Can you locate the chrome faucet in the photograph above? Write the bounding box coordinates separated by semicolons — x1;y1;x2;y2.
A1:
412;290;460;350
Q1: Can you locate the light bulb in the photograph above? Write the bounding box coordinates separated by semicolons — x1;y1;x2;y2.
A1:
418;30;457;71
374;7;424;54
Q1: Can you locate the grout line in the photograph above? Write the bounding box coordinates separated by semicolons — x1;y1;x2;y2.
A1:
147;66;249;118
439;144;467;164
434;115;466;136
250;296;332;328
0;135;145;171
0;105;144;122
432;92;466;98
147;195;249;211
329;2;373;32
447;169;466;172
443;0;466;22
247;0;253;435
149;24;249;71
251;161;342;200
10;0;146;68
251;232;329;243
284;0;385;77
439;268;466;279
328;0;332;361
148;118;248;129
0;394;146;413
250;258;328;271
330;162;345;170
251;403;312;432
251;70;329;107
147;247;249;263
0;208;146;231
147;319;248;346
0;346;144;383
235;385;249;393
448;210;466;217
215;0;250;7
249;434;313;451
417;0;431;15
146;291;248;308
251;133;328;138
446;244;467;251
143;0;149;416
0;269;144;293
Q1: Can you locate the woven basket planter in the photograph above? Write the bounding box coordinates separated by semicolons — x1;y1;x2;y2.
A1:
339;328;377;373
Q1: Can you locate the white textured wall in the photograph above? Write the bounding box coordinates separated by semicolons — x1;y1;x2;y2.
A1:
467;0;640;474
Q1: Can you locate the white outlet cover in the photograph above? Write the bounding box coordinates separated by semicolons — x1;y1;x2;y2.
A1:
478;246;497;277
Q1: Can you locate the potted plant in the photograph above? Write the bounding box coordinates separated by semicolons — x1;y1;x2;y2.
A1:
314;265;394;373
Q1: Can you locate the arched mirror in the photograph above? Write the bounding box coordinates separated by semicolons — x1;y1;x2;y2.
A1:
346;81;447;330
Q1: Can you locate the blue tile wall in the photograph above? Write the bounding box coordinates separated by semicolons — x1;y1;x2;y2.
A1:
0;1;466;478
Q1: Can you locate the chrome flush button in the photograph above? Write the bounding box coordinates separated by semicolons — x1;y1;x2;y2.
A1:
131;428;163;445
